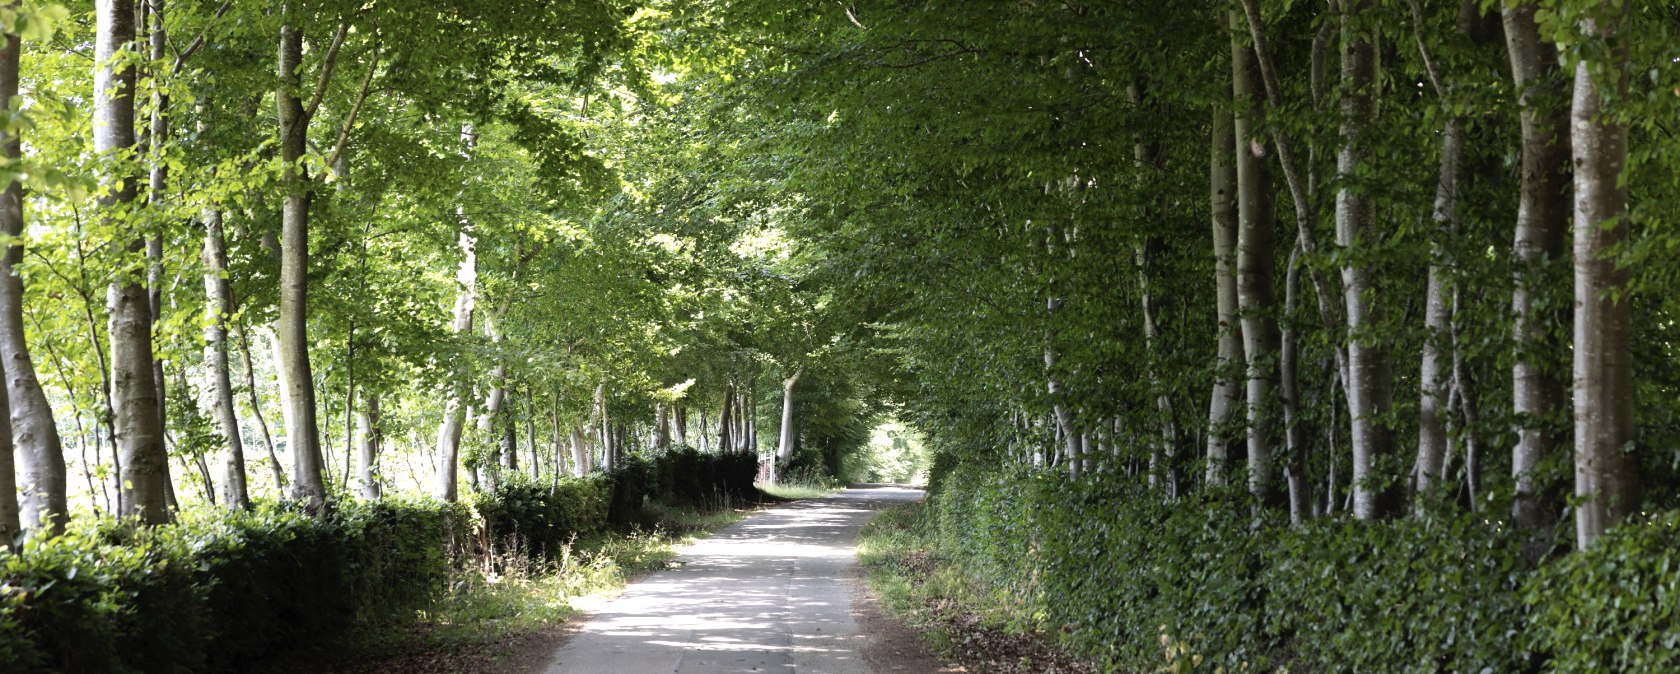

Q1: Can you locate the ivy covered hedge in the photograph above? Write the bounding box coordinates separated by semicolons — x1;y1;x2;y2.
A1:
927;463;1680;673
0;449;761;674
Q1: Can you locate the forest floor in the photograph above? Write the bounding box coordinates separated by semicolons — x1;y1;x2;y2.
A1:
857;503;1097;674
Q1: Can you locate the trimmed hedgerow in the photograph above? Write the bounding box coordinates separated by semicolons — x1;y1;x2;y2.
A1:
924;462;1680;673
0;449;760;674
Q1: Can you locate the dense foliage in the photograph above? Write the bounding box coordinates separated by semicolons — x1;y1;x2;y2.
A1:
0;448;754;673
918;466;1679;672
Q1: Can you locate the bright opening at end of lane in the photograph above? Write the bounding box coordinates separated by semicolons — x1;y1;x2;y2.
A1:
544;485;924;674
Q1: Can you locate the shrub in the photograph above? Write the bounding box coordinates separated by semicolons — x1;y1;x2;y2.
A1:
1526;512;1680;673
921;462;1680;673
0;451;754;673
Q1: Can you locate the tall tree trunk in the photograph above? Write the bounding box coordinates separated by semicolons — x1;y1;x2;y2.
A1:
356;392;380;499
145;0;175;515
674;404;688;446
1282;244;1311;521
433;124;477;502
1504;1;1572;530
569;427;588;477
1416;116;1463;502
777;369;801;466
0;16;65;533
203;207;249;509
595;381;613;471
0;369;15;545
275;16;327;510
100;0;168;525
235;320;284;491
525;387;536;474
1137;241;1173;491
654;402;670;449
1338;2;1396;520
717;384;734;456
1232;29;1280;504
1570;9;1638;550
1206;104;1242;488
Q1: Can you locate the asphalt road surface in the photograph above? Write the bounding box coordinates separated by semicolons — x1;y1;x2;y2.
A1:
542;485;925;674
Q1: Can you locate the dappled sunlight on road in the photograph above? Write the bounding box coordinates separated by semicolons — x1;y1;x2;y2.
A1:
544;486;923;674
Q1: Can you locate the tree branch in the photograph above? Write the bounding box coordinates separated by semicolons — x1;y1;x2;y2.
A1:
303;21;350;121
326;36;379;171
171;0;233;74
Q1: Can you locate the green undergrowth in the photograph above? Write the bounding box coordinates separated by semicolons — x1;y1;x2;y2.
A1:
384;500;754;651
889;463;1680;674
0;447;761;673
755;479;841;501
859;501;1083;666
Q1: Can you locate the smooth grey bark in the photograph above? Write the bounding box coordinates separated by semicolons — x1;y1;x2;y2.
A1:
1206;104;1242;488
476;306;511;479
1231;30;1280;504
1282;244;1311;521
145;0;174;513
275;15;342;511
433;123;479;500
0;369;15;545
356;392;380;499
434;163;477;501
1449;287;1482;509
569;427;589;477
1137;241;1175;493
1570;12;1638;550
100;0;168;525
1234;1;1352;407
202;207;249;509
1337;3;1396;520
0;40;15;534
777;369;802;465
1406;0;1468;506
1411;16;1470;504
1504;1;1572;530
595;381;614;471
235;320;284;491
674;404;688;446
654;402;671;449
717;384;733;457
0;19;65;533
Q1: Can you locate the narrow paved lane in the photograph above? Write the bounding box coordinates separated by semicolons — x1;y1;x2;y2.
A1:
543;485;923;674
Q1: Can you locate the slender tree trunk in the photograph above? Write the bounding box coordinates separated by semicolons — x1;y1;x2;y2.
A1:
0;18;65;533
1206;104;1242;488
433;125;478;502
777;369;801;466
275;16;326;510
525;387;536;474
1232;29;1280;504
1137;242;1174;491
1504;1;1572;530
569;428;588;477
1570;10;1638;550
1416;117;1463;503
356;392;380;499
654;402;670;449
1337;3;1396;520
1282;244;1311;521
145;0;175;515
203;208;249;509
595;381;613;471
674;404;688;446
717;384;733;456
100;0;168;525
235;320;284;491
